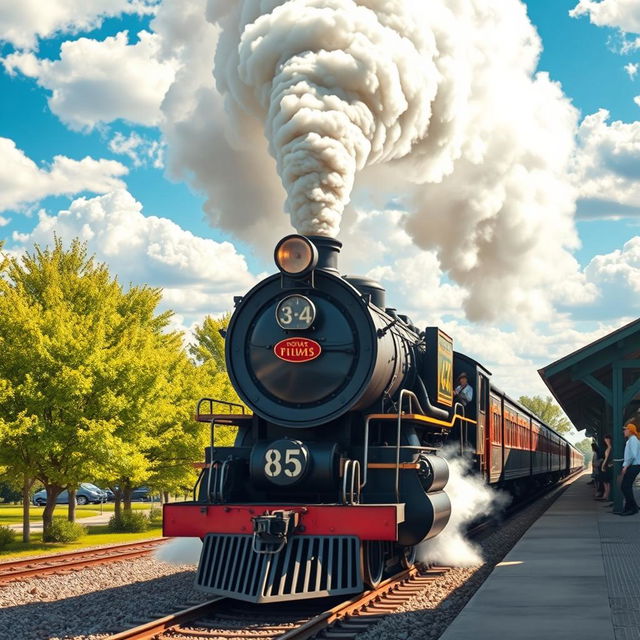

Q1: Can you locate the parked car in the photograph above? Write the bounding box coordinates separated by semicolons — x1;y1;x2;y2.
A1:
131;487;153;501
32;483;108;506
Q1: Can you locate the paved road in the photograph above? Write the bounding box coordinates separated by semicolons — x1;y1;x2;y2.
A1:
7;510;148;532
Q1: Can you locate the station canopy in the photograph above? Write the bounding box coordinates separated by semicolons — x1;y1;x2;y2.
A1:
538;318;640;439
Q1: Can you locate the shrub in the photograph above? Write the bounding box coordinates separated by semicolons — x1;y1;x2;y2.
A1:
148;506;163;526
44;518;86;543
108;511;149;533
0;525;16;549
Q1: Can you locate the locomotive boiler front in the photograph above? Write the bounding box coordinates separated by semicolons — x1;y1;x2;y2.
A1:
226;235;415;428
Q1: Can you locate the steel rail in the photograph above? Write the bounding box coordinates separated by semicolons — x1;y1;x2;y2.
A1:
106;598;225;640
0;538;168;583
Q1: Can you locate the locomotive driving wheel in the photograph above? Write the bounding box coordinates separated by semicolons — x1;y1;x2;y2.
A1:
363;541;385;587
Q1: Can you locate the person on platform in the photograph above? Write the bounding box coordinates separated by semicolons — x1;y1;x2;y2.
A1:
454;373;473;407
616;423;640;516
590;441;602;496
597;434;613;503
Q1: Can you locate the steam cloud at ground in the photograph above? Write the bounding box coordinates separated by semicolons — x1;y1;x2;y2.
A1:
419;449;510;566
155;537;203;565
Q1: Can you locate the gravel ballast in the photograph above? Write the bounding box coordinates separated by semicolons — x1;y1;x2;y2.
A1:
0;556;209;640
0;481;573;640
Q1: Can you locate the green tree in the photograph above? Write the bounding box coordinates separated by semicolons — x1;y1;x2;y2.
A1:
574;437;594;466
189;314;246;447
144;349;208;499
518;395;572;434
189;313;230;372
0;239;178;537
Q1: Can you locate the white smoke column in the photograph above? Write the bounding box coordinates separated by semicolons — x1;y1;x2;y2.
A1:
202;0;590;321
418;449;510;566
210;0;469;237
154;537;203;565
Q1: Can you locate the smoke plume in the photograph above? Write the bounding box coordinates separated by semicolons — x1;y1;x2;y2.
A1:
154;0;589;320
419;449;509;566
200;0;588;320
210;0;472;237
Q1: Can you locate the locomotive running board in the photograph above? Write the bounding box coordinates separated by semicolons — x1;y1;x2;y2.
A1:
195;533;362;603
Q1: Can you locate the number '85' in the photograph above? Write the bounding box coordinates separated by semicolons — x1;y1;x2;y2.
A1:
265;448;303;478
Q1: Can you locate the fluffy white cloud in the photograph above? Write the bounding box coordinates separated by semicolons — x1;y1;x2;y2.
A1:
0;137;128;213
570;0;640;34
573;109;640;217
626;62;639;78
584;237;640;317
11;189;257;319
154;0;291;245
0;0;159;51
444;317;623;402
109;131;164;168
337;207;467;321
3;31;178;130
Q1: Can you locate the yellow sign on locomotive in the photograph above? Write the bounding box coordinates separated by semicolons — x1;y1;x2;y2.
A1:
437;330;454;406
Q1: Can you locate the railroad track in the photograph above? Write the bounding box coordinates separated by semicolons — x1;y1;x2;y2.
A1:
0;538;167;584
108;471;583;640
107;565;448;640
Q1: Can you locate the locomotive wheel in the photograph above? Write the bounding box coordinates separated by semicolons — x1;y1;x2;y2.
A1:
363;541;385;588
400;545;417;569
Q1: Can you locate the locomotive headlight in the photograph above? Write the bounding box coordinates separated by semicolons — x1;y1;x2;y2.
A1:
274;235;318;276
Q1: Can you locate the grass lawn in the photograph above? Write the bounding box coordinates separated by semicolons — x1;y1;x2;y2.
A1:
0;501;156;525
0;524;163;559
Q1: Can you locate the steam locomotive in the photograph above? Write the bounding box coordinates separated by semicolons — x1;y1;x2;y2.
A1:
163;234;583;603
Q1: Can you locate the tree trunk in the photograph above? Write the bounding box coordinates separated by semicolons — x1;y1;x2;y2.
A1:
67;488;76;522
163;491;169;504
22;477;33;544
123;486;133;513
113;487;123;519
42;485;64;541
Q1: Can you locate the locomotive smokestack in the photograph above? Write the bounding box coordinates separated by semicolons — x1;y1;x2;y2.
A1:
308;236;341;274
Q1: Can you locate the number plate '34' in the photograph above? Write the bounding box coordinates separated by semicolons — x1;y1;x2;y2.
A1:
263;439;310;486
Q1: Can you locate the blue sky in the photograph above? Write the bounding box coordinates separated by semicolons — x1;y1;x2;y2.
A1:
1;0;640;410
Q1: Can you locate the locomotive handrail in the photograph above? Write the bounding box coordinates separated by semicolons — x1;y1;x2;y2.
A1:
192;467;205;502
217;458;231;503
394;389;417;501
341;459;361;505
197;397;246;419
206;460;219;504
360;391;475;499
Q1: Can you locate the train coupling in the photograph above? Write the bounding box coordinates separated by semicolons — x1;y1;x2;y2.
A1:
251;509;300;554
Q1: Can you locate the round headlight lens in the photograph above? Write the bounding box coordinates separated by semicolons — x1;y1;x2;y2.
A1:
274;235;317;276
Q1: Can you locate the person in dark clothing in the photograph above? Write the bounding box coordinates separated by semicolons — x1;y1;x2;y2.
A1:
597;434;613;502
591;441;603;497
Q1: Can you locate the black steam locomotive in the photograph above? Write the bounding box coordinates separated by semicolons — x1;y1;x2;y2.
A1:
163;234;582;603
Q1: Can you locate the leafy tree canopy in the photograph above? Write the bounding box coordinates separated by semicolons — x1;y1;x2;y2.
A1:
0;239;187;526
189;313;230;372
518;395;572;435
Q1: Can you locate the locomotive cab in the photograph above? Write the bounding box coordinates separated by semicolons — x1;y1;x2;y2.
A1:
451;355;491;462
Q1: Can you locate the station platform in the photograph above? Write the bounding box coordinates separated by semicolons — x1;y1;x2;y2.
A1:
440;475;640;640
